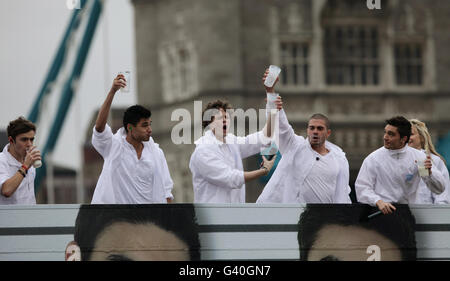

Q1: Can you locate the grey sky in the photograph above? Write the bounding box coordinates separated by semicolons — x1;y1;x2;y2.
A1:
0;0;136;170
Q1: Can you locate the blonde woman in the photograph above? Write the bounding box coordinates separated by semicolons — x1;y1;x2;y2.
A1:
409;119;450;204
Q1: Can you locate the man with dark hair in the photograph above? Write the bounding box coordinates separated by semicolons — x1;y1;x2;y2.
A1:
65;204;200;261
257;70;351;203
356;116;446;214
0;117;41;204
91;74;173;204
189;98;276;203
298;204;417;261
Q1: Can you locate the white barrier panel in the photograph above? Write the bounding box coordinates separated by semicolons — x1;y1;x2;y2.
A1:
0;204;449;261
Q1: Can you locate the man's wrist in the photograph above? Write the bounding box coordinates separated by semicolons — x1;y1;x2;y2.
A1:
21;164;29;173
17;168;26;178
261;166;269;175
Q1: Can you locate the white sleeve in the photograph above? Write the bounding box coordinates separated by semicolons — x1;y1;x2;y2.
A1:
0;160;10;191
237;131;269;159
191;148;245;189
433;158;450;204
159;148;174;200
422;163;446;195
91;124;113;158
334;157;352;203
355;156;381;206
274;109;305;155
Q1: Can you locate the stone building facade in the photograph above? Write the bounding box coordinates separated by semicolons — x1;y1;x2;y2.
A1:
120;0;450;202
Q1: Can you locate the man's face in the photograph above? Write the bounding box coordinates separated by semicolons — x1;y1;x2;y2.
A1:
408;126;422;150
10;130;35;158
87;222;190;261
307;119;330;148
306;224;402;261
384;124;407;150
129;118;152;142
211;108;230;139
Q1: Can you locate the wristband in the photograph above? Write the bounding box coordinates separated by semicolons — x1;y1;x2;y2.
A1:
261;166;269;175
18;169;26;178
21;164;29;173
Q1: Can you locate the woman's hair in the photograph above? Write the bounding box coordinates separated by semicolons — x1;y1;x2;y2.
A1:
410;119;446;164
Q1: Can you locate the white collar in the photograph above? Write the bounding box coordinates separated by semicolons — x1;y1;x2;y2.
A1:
117;127;155;148
383;144;409;158
2;144;22;167
307;140;342;157
385;144;409;156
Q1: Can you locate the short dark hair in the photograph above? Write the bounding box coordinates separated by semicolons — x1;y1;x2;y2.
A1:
309;113;330;130
74;204;201;261
123;105;151;133
298;204;417;261
202;100;231;129
385;116;411;143
7;117;36;141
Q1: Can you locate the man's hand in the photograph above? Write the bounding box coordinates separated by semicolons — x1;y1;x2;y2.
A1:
262;68;279;93
424;155;433;175
24;146;41;169
111;74;127;93
261;155;277;175
376;200;396;215
274;95;283;110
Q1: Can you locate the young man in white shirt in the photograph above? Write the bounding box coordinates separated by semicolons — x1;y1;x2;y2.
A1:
189;99;276;203
0;117;41;205
256;72;351;204
355;116;446;214
91;74;174;204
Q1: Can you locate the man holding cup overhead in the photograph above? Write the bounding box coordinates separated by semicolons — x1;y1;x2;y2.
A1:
0;117;41;204
257;67;352;204
91;74;174;204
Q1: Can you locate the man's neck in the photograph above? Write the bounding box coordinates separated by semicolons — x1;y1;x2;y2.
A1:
389;143;407;151
126;135;144;152
311;144;329;156
8;145;24;163
212;130;226;143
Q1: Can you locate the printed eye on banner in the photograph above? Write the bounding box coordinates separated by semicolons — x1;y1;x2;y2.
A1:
367;0;381;10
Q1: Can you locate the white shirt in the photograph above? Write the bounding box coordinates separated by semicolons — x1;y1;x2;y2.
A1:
91;125;174;204
189;130;267;203
0;144;36;205
412;152;450;204
257;109;352;204
355;145;446;206
302;148;340;203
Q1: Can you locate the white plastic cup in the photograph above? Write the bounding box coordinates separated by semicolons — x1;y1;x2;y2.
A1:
119;71;131;92
26;147;42;169
264;65;281;88
417;159;429;177
33;159;42;169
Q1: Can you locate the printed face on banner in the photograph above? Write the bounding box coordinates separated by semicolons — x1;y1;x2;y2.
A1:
66;205;200;261
89;222;190;261
298;205;417;261
306;225;401;261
